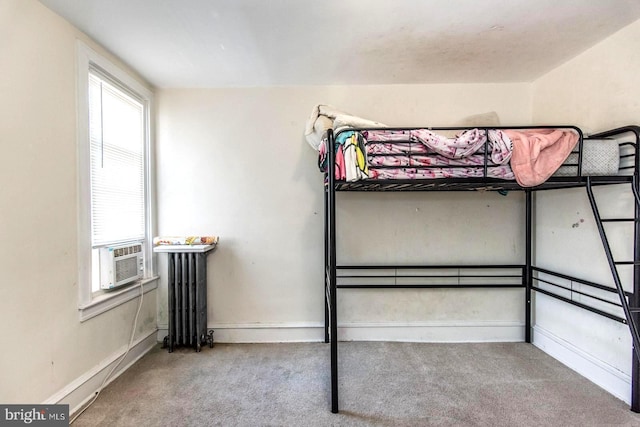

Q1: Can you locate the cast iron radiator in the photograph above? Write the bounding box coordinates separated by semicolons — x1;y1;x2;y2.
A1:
164;252;214;352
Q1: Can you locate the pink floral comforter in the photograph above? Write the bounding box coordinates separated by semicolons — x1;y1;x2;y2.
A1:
363;128;513;180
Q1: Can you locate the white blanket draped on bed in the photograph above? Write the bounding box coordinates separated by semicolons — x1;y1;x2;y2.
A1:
304;104;387;150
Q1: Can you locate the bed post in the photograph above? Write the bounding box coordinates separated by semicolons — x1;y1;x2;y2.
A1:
324;185;329;344
327;129;339;413
525;189;533;344
632;181;640;412
632;142;640;411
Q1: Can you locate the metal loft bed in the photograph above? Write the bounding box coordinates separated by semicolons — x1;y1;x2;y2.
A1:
322;125;640;414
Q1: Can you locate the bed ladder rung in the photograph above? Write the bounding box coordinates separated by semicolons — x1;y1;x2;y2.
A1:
601;218;638;223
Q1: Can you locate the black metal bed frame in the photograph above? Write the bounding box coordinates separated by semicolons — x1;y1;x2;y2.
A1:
323;125;640;413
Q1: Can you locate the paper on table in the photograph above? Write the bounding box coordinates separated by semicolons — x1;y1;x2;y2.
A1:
153;236;219;246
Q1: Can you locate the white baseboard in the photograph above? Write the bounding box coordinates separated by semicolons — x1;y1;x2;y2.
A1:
44;329;158;416
533;325;631;404
339;320;524;342
157;322;324;343
157;321;524;343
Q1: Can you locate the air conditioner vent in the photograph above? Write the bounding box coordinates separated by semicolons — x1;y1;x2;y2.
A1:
100;243;144;289
113;243;143;258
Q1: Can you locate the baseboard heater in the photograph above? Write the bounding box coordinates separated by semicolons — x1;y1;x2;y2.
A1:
163;251;214;352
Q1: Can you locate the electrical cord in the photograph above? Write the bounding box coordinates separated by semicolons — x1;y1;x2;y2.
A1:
70;281;144;424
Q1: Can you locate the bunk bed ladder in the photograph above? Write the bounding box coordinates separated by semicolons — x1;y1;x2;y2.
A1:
585;177;640;369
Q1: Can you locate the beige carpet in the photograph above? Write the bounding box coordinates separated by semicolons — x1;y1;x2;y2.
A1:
72;342;640;426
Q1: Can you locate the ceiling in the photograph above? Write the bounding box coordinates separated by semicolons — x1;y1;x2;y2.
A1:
39;0;640;88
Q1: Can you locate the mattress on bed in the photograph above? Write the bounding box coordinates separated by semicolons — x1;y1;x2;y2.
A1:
553;138;620;176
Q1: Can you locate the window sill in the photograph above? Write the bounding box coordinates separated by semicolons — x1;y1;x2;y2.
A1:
78;276;158;322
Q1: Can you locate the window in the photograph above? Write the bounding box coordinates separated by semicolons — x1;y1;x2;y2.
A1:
77;42;156;320
88;71;147;292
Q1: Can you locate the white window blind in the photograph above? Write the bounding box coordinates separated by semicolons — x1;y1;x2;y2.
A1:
88;70;146;247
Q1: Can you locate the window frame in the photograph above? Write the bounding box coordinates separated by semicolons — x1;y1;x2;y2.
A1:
76;41;157;321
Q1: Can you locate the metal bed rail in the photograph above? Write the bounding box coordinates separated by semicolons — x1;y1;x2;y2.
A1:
335;265;524;289
328;125;640;192
331;125;583;190
531;266;630;324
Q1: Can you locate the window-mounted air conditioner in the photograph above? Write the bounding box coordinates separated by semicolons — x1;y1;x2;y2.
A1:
99;242;144;290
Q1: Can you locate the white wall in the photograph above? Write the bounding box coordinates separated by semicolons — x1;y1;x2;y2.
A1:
156;84;532;342
531;18;640;402
0;0;157;406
